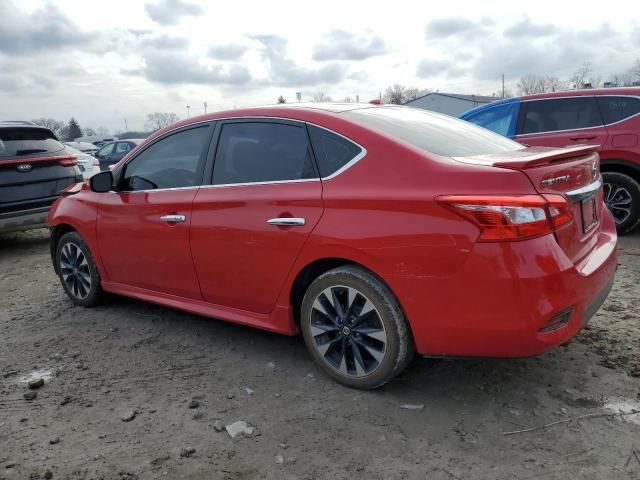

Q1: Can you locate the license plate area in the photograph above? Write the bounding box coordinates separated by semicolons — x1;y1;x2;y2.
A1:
580;196;598;233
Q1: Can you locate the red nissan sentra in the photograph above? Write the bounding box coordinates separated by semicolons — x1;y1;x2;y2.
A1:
47;103;617;389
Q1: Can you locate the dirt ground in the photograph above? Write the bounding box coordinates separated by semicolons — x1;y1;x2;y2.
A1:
1;228;639;480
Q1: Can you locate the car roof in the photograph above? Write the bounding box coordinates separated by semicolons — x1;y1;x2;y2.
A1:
0;122;52;130
520;87;640;100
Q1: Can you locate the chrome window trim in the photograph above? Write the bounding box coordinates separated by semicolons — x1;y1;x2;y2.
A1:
565;177;603;202
118;116;367;192
517;95;640;137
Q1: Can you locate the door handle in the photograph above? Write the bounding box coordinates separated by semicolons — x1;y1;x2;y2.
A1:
569;136;596;141
160;214;186;223
267;217;306;226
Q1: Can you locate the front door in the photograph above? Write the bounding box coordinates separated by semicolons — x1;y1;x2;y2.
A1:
97;124;213;299
190;119;324;314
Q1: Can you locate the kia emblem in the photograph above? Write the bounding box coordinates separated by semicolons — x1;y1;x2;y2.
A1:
17;163;32;172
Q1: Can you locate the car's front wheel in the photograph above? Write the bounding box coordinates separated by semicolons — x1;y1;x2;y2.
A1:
300;266;415;389
56;231;103;306
602;172;640;235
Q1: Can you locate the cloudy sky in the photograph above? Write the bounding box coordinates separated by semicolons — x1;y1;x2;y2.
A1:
1;0;639;133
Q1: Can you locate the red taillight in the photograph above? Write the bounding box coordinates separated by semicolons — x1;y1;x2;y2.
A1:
57;155;78;167
437;194;573;241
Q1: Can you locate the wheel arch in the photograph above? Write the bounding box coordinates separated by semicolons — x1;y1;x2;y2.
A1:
600;159;640;183
50;223;78;274
289;257;407;329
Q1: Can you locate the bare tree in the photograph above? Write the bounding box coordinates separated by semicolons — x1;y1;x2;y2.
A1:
341;96;354;103
312;92;332;102
31;118;65;138
84;127;96;136
632;59;640;81
543;77;567;92
96;126;110;137
382;84;430;104
516;75;547;95
145;112;179;131
276;95;286;104
569;62;593;89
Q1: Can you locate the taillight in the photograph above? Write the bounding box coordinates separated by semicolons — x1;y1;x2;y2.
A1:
437;194;573;241
57;155;78;167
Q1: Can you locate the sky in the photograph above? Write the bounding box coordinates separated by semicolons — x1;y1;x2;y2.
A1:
1;0;639;133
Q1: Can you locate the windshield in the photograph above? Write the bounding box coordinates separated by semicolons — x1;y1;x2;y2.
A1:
0;127;65;158
343;106;523;157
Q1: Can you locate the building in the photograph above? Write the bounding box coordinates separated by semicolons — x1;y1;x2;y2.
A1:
404;92;499;116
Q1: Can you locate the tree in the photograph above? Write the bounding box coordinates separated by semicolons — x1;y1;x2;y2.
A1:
276;95;287;104
96;126;110;137
382;84;430;104
145;112;179;131
84;127;96;136
31;118;64;138
516;75;567;95
65;118;83;141
312;92;332;102
569;61;592;89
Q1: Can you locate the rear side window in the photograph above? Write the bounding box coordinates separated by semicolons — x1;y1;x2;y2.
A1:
122;126;210;191
212;122;317;185
597;96;640;124
308;125;362;177
465;103;516;137
343;107;521;157
115;142;132;154
518;97;603;135
0;128;64;158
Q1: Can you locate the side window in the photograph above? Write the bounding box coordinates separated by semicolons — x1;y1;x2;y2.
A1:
121;126;210;191
97;143;114;157
597;96;640;124
518;97;602;135
465;103;515;137
212;122;317;185
115;142;132;154
308;125;363;177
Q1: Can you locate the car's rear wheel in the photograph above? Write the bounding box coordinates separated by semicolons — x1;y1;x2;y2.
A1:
300;266;414;389
602;172;640;235
56;231;102;306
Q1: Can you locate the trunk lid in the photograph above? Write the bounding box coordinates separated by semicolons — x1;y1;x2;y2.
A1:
454;145;603;265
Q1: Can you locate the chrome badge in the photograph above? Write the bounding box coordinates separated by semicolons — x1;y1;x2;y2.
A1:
16;163;32;172
541;175;570;187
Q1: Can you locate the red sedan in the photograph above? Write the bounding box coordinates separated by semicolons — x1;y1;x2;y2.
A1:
48;104;617;389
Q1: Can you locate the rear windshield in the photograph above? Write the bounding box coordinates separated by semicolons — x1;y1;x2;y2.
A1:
343;106;523;157
0;128;64;158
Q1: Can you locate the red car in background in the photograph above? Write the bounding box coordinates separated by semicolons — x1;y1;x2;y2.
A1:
461;88;640;234
47;104;617;389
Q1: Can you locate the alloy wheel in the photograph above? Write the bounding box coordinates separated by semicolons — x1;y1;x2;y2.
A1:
60;242;92;299
603;181;632;225
309;285;387;377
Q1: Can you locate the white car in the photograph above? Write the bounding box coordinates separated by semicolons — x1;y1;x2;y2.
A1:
64;141;99;156
65;146;100;179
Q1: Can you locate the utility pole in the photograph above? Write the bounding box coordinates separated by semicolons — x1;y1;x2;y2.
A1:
186;105;191;118
124;118;128;132
204;102;207;114
502;73;505;99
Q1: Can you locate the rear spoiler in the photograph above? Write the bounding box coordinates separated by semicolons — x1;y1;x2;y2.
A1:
454;145;599;169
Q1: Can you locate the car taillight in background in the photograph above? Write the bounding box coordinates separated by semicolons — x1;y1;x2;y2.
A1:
437;194;573;241
57;155;78;167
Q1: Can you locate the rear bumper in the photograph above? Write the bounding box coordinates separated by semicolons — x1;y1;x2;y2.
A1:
0;207;49;233
390;211;618;357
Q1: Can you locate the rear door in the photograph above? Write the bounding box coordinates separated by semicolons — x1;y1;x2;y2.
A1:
190;119;323;314
515;96;608;149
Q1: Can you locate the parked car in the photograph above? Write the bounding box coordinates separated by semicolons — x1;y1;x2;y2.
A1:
64;146;100;179
1;123;83;234
94;139;143;170
48;104;617;389
460;88;640;234
64;141;99;156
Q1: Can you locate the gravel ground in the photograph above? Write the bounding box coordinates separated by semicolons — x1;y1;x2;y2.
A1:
1;228;639;480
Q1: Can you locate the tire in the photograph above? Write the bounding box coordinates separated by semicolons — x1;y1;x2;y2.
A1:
602;172;640;235
55;231;103;307
300;266;415;389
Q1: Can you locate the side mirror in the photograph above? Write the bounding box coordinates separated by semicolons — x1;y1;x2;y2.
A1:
90;170;113;193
